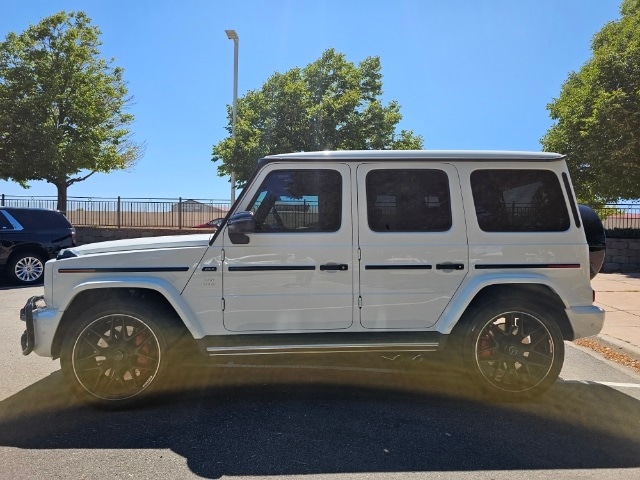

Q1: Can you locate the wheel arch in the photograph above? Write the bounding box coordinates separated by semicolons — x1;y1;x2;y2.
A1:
7;245;50;265
51;283;203;359
442;280;574;341
5;246;50;283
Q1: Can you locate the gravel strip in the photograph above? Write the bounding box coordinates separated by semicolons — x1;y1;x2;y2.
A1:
574;338;640;374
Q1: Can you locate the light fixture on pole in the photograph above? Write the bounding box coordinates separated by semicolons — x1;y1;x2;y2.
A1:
225;29;239;203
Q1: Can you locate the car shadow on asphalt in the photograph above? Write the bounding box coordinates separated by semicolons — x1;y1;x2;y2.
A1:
0;365;639;478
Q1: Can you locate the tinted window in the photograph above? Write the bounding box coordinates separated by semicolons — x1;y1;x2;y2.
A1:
471;170;570;232
248;170;342;232
0;211;13;230
8;209;72;230
366;169;451;232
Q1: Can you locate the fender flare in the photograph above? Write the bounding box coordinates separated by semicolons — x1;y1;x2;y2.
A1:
58;276;206;339
436;272;566;335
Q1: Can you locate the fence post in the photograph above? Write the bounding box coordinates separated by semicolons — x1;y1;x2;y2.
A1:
178;197;182;229
1;194;4;206
117;196;121;228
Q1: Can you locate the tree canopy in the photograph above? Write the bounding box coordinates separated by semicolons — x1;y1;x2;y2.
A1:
541;0;640;204
0;11;142;210
212;49;423;185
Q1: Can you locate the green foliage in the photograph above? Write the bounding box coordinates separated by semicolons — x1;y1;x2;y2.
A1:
212;49;423;185
541;1;640;204
0;11;142;210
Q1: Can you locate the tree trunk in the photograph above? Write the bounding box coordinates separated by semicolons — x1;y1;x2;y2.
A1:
55;182;68;214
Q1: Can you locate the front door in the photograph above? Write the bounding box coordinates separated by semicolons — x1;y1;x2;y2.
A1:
357;163;468;329
222;164;354;332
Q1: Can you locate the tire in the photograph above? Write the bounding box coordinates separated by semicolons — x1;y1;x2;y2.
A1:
60;299;179;409
461;297;565;401
7;252;46;285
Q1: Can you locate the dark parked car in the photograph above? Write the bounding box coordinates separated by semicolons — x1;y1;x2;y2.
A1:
0;207;76;285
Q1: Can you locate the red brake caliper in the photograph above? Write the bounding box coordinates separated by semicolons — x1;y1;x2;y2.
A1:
135;332;151;366
478;334;495;359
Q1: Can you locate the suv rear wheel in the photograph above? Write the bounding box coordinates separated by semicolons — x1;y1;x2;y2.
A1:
7;252;46;285
461;297;564;401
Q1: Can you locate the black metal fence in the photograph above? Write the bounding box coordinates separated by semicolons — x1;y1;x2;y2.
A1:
1;194;231;229
593;204;640;238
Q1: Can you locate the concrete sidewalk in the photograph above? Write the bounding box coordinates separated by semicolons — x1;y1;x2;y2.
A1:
591;272;640;360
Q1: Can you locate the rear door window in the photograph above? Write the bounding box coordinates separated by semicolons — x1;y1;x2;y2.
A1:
365;169;451;232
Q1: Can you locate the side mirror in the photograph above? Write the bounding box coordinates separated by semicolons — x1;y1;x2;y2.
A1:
227;211;255;244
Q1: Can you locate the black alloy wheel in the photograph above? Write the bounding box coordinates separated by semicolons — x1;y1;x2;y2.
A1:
60;300;175;408
463;299;564;400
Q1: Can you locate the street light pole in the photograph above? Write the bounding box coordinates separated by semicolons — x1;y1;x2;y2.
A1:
225;29;239;203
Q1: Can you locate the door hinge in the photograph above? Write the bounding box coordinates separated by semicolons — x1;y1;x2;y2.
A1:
358;247;362;261
221;298;225;311
221;248;225;262
358;296;362;309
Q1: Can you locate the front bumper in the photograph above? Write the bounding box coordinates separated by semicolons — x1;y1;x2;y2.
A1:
20;295;44;355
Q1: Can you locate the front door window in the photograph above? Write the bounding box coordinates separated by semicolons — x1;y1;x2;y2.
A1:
247;169;342;233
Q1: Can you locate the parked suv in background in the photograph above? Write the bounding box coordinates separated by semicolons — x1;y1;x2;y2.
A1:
20;150;605;408
1;207;76;285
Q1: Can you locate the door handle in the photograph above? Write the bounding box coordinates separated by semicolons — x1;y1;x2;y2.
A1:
436;263;465;271
320;263;348;271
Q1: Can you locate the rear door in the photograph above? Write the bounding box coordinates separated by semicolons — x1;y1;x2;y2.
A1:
357;163;468;329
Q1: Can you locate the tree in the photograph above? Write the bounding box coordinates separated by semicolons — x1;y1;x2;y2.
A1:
212;49;423;185
541;0;640;204
0;11;142;211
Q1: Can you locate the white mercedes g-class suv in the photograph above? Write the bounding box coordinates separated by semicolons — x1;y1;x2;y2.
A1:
20;150;605;408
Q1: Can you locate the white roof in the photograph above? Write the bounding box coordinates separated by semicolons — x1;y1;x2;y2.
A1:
261;150;564;162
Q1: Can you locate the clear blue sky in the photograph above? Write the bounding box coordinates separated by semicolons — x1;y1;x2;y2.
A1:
0;0;622;201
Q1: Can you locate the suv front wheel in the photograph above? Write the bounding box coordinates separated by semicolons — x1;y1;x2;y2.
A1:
60;299;177;408
461;298;565;401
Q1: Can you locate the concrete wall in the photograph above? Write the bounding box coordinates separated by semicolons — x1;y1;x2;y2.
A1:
603;238;640;273
77;227;640;273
